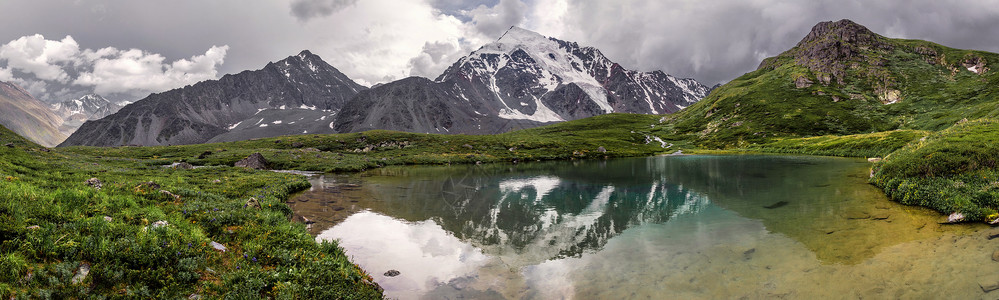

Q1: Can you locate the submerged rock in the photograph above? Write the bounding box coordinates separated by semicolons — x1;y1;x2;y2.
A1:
384;270;400;277
764;201;789;209
979;275;999;292
841;210;871;220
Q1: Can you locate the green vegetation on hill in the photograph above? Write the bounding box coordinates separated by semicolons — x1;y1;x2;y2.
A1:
747;130;928;158
662;20;999;148
871;119;999;221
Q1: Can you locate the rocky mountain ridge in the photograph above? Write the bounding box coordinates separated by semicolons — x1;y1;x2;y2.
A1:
335;27;709;134
60;51;366;147
51;94;124;137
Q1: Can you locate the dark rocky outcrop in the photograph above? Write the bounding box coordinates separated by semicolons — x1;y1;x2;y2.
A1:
235;153;269;170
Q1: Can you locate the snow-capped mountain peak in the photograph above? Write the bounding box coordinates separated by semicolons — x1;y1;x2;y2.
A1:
335;28;711;135
51;94;118;120
430;26;708;123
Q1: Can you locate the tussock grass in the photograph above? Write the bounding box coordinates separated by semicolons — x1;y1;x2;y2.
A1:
871;119;999;221
0;125;381;298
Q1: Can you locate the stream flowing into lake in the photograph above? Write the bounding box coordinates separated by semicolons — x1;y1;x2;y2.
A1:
289;155;999;299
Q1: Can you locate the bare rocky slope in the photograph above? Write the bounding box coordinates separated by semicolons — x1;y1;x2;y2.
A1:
60;51;365;147
0;81;66;147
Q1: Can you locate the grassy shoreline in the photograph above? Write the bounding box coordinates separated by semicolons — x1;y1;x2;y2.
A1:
4;112;997;297
2;114;679;298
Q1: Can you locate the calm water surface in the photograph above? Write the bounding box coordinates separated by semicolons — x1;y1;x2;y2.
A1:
289;155;999;299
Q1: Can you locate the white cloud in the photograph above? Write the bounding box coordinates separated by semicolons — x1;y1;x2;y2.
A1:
0;34;81;83
296;0;473;86
0;67;12;81
74;45;228;96
0;33;228;100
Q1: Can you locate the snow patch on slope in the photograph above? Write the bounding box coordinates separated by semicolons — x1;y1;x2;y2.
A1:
457;27;614;121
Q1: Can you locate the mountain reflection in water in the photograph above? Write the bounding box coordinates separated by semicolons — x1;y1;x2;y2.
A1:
294;155;990;299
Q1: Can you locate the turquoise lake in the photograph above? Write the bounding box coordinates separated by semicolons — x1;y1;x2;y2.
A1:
289;155;999;299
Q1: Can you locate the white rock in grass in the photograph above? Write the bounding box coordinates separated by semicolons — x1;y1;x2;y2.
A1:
71;263;90;284
210;241;226;252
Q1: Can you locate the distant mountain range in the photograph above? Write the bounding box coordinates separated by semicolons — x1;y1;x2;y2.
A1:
0;81;66;147
62;27;709;147
334;27;709;134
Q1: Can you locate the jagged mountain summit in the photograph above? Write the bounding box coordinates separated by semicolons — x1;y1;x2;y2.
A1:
51;94;124;137
668;19;999;147
0;81;67;147
334;26;710;134
52;94;121;121
60;50;367;147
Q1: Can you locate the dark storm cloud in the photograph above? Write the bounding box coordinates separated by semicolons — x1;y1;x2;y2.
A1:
1;0;998;102
559;0;999;85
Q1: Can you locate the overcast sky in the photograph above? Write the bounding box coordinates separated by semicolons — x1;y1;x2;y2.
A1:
1;0;998;103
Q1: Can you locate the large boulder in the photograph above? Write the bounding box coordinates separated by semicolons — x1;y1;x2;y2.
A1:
235;153;269;170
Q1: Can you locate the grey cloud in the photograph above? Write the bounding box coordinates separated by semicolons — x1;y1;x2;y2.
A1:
407;41;463;78
290;0;359;22
2;0;998;101
468;0;529;38
560;0;999;85
430;0;498;17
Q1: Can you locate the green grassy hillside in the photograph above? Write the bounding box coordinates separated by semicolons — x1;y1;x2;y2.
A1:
871;119;999;222
661;20;999;148
747;129;928;158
